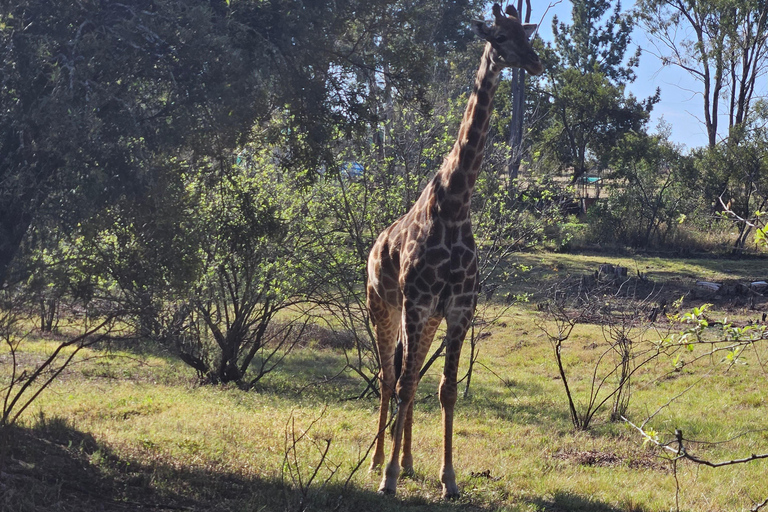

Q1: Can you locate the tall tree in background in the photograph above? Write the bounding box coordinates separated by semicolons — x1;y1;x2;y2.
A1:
532;0;658;183
636;0;768;147
507;0;536;189
0;0;265;288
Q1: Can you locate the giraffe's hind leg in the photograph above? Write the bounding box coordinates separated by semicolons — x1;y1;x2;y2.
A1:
368;293;399;473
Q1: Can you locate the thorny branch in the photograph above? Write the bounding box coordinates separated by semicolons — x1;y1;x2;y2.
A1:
623;417;768;512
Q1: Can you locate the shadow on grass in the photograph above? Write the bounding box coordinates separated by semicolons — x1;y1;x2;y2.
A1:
528;490;644;512
90;334;177;358
406;375;574;432
0;418;498;512
253;346;578;434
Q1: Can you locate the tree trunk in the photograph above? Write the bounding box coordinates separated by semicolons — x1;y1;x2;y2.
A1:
506;0;532;196
0;207;33;289
507;67;526;194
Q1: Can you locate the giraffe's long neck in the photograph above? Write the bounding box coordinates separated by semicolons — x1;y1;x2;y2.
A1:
436;43;502;213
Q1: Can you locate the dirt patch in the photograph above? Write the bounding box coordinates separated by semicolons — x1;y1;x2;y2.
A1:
552;449;667;471
469;469;502;481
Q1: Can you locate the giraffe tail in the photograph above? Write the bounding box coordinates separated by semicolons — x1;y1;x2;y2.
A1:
389;336;405;438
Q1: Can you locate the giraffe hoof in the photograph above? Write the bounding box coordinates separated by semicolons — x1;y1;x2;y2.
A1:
443;490;460;501
442;483;460;500
377;486;397;496
400;465;415;478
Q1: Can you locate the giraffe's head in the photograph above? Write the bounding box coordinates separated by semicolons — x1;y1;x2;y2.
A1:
472;3;543;76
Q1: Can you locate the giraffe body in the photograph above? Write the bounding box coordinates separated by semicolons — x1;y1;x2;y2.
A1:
366;4;542;499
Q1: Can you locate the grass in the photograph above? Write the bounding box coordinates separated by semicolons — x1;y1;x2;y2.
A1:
512;251;768;297
2;252;768;512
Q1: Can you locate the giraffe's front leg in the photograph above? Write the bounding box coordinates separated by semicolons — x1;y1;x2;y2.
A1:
400;315;441;477
439;313;472;500
378;392;408;495
399;399;414;477
439;368;460;499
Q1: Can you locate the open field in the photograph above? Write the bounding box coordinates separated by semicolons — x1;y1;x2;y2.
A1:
2;252;768;512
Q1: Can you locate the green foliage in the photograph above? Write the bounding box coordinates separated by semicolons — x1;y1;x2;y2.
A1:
185;158;313;386
553;0;640;82
587;130;698;248
0;0;483;290
693;121;768;249
0;0;267;286
530;0;658;183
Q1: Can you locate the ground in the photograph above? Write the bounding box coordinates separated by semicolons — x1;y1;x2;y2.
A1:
2;251;767;512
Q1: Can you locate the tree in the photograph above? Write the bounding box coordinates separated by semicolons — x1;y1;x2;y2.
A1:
592;128;697;248
506;0;538;188
531;0;659;183
0;0;483;290
694;118;768;249
539;277;666;431
636;0;768;147
183;161;316;387
0;0;269;287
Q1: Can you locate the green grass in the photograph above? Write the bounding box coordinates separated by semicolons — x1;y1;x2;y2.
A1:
2;253;768;512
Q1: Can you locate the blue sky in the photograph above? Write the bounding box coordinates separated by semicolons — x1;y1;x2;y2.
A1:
529;0;710;151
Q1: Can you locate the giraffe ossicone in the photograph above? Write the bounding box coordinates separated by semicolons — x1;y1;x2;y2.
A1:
366;3;542;500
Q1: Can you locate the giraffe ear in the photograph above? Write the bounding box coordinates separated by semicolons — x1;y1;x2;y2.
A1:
522;23;537;38
472;20;492;39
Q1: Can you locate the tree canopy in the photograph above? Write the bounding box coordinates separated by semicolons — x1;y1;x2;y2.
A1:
530;0;659;183
636;0;768;147
0;0;482;288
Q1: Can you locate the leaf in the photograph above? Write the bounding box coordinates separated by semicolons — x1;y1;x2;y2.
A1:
643;428;659;447
755;228;766;248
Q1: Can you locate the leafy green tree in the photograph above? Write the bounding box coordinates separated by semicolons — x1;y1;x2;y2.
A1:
0;0;268;287
554;0;639;82
636;0;768;147
591;129;697;247
0;0;483;290
694;118;768;249
531;0;659;183
186;160;316;387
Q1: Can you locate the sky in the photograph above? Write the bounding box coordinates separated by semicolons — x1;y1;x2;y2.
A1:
528;0;711;151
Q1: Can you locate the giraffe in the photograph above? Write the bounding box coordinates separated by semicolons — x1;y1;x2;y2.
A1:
366;3;543;499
